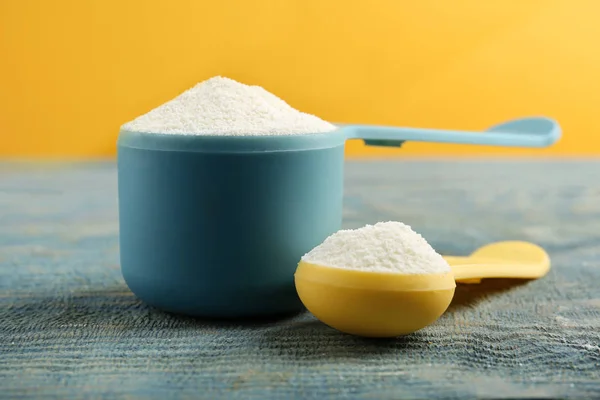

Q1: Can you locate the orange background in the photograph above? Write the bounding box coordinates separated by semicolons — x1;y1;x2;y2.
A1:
1;0;599;159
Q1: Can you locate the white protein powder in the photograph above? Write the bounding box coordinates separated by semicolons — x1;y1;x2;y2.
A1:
302;221;451;274
122;76;337;136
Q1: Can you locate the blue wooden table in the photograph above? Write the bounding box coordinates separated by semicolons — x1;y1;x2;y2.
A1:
1;160;599;399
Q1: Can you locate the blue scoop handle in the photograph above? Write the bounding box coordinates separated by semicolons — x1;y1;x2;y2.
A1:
341;117;561;148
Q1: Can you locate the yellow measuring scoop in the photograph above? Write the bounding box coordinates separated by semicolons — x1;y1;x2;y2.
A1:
294;241;550;338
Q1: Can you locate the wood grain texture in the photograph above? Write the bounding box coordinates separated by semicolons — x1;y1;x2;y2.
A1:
1;161;599;399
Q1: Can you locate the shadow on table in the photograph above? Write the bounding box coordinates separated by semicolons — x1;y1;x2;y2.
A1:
2;286;304;332
4;278;533;361
4;286;420;358
254;278;538;360
446;278;530;312
256;319;426;360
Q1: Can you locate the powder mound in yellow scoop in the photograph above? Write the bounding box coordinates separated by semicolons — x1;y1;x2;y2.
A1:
302;221;451;274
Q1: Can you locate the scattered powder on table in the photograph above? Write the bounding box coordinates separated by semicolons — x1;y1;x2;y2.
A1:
122;76;336;136
302;221;451;274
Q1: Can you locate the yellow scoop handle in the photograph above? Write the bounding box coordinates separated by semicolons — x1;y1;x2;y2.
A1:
442;241;551;284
